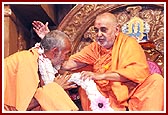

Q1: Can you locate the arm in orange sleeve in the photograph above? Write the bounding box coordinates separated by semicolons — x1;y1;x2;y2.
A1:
62;42;98;71
111;34;150;83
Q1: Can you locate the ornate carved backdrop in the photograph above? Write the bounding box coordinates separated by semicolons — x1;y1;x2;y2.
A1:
57;4;164;75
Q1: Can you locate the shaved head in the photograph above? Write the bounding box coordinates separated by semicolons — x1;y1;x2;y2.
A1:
95;12;118;26
94;12;119;49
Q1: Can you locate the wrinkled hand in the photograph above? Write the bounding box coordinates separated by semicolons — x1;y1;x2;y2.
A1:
32;21;50;39
54;74;77;90
80;71;104;81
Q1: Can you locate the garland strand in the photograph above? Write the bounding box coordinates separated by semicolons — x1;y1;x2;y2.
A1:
34;43;58;85
68;73;114;111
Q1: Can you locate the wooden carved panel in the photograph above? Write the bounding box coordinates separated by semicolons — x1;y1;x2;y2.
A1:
4;5;30;57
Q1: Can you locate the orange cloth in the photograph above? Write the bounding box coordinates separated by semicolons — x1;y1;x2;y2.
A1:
128;73;164;111
4;48;39;111
78;87;91;111
4;48;78;111
34;82;78;111
70;32;163;111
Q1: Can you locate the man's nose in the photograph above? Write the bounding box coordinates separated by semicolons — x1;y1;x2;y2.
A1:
97;30;103;36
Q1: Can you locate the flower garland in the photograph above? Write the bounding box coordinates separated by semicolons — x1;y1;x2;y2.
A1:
33;43;114;111
34;43;58;85
68;73;114;111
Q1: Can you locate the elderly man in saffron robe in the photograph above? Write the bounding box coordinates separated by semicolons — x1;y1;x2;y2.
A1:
4;30;78;111
32;12;164;111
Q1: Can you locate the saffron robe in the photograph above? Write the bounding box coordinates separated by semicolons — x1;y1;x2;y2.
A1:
4;48;78;111
70;32;164;111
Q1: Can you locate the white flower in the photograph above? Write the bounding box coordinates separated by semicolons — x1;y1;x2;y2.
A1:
90;95;113;111
36;43;58;85
68;73;114;111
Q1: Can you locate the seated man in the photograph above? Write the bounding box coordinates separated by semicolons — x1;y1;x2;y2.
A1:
4;30;78;111
32;12;164;111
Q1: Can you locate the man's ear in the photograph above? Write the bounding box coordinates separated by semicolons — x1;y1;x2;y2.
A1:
51;47;59;55
115;25;120;36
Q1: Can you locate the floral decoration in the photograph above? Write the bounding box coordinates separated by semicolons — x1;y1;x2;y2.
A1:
68;73;114;111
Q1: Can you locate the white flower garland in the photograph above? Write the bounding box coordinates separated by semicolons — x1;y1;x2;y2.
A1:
38;57;57;85
34;43;58;85
33;43;114;111
68;73;114;111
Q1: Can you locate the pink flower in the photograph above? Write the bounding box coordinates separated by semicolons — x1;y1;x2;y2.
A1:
90;95;113;111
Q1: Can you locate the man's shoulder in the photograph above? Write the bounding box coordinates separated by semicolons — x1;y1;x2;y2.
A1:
120;32;138;43
82;41;98;49
16;48;38;56
7;48;39;60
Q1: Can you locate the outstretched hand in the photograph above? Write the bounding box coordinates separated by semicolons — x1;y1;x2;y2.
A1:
32;21;50;39
80;71;105;81
54;73;77;90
